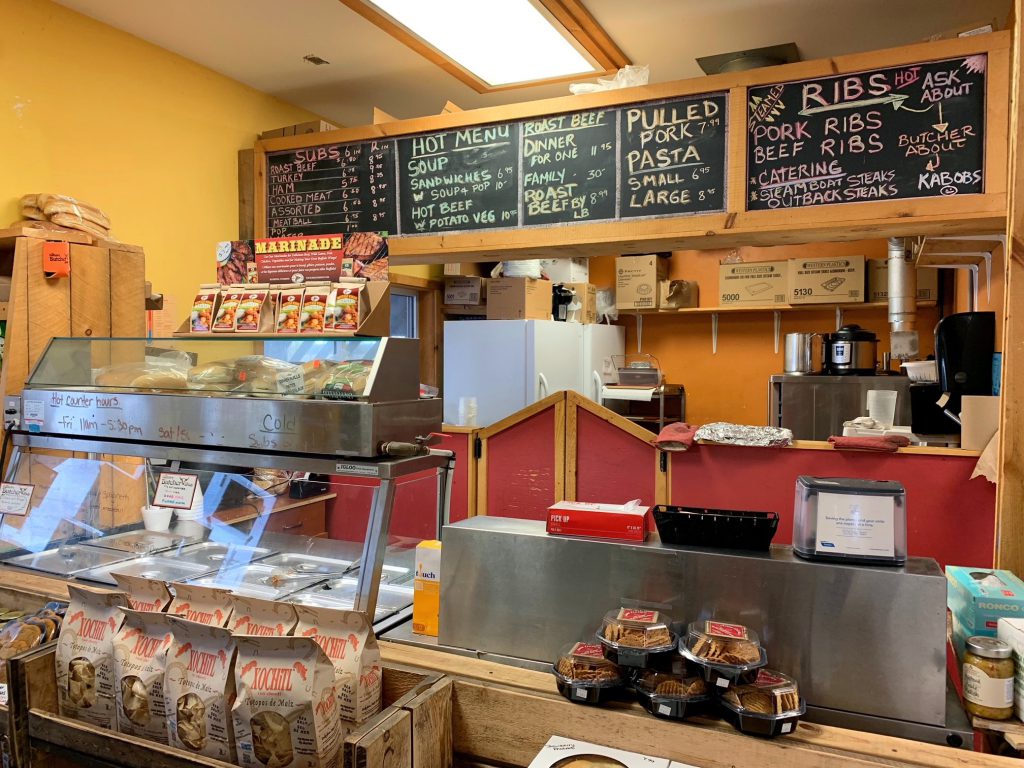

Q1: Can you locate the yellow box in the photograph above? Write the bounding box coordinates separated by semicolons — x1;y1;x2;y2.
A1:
413;540;442;637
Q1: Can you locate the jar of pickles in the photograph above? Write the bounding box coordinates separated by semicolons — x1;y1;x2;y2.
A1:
963;636;1014;720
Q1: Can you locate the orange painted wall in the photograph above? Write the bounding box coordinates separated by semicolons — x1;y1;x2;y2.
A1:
588;240;943;426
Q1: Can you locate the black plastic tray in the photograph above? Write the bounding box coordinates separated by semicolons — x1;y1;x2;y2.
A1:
653;505;778;551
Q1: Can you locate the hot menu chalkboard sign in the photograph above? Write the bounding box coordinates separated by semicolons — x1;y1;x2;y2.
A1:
263;94;729;237
747;54;987;211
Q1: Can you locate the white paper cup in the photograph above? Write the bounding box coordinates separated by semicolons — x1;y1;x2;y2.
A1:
866;390;898;427
141;505;172;532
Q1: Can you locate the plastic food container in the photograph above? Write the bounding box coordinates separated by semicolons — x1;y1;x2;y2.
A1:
793;476;906;565
678;620;767;688
652;505;778;551
597;608;676;667
633;670;711;719
719;669;806;738
553;642;625;705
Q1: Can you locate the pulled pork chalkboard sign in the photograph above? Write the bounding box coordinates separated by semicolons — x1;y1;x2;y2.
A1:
747;54;986;210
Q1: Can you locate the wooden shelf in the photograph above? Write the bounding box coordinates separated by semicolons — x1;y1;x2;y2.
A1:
621;300;937;316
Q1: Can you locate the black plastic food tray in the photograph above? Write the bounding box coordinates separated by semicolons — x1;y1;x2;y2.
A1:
653;505;778;551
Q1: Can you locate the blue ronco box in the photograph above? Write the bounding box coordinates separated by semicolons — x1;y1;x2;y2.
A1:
947;566;1024;659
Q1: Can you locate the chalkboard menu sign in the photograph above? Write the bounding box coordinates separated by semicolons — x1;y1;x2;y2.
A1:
521;109;617;226
266;140;397;236
619;94;728;218
397;124;520;234
747;54;987;211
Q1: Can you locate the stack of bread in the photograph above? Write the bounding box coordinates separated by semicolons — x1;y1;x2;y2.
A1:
12;193;113;240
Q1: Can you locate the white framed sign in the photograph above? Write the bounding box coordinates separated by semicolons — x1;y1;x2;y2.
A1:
0;483;34;516
153;472;199;510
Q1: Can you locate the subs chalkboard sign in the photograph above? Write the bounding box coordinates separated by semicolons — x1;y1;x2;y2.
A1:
747;54;987;211
619;94;728;218
266;140;397;236
397;124;520;234
521;109;617;225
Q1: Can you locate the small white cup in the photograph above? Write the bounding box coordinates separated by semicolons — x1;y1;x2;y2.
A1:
866;389;898;428
141;505;172;532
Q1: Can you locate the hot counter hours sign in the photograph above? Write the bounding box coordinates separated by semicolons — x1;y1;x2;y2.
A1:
746;54;986;210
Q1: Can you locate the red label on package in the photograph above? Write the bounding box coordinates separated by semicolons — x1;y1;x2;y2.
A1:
705;621;749;639
617;608;658;624
254;235;345;284
570;642;604;659
753;669;788;688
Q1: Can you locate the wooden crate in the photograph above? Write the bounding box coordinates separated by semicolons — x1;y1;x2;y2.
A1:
0;225;146;399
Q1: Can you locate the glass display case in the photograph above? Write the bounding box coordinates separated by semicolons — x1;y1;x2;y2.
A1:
15;336;440;458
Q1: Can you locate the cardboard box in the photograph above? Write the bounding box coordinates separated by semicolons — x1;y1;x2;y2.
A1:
547;500;648;542
563;282;597;324
947;566;1024;659
924;19;998;41
788;255;865;304
487;278;552;320
444;276;486;306
997;618;1024;720
528;737;671;768
413;540;441;637
443;262;491;277
660;279;699;309
867;260;940;303
541;257;589;283
961;395;1000;451
718;261;788;306
292;119;339;135
616;255;668;310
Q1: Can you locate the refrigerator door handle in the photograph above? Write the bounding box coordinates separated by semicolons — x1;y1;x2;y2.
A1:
538;372;549;399
592;370;602;402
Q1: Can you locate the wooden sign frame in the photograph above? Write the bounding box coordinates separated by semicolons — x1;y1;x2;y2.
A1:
254;32;1009;266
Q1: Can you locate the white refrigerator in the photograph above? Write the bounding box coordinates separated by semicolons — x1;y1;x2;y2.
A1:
443;320;625;426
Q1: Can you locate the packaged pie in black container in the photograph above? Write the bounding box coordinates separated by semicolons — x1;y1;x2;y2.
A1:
597;607;676;667
678;619;767;688
633;669;711;720
552;641;626;705
719;668;806;738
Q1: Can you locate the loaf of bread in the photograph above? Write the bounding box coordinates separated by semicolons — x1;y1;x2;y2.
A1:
49;213;110;240
8;219;72;232
20;205;45;221
95;363;187;390
41;198;111;230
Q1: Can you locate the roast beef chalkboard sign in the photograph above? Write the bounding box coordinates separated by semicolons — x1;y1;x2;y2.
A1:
264;93;729;238
747;54;987;210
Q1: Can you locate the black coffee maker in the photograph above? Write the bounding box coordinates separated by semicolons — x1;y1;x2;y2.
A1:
911;311;995;434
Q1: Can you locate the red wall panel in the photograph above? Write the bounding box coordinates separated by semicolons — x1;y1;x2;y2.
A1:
485;408;557;520
436;431;473;523
670;445;995;568
326;469;440;544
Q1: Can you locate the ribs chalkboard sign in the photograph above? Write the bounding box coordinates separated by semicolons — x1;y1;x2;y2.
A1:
619;94;728;218
266;141;397;236
397;124;520;234
521;109;617;226
747;54;987;211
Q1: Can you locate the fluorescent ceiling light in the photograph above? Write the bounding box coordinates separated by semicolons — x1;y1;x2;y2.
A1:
365;0;602;87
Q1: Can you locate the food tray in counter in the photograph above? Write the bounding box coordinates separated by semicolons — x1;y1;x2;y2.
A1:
186;563;325;600
75;556;213;586
174;542;276;569
258;552;355;576
79;530;200;555
653;505;779;551
288;577;413;620
2;545;136;577
347;564;413;585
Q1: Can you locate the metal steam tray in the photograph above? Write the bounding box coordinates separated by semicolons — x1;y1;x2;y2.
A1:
174;542;276;570
347;563;412;585
288;577;413;621
186;563;326;601
259;552;356;576
3;545;136;577
76;556;213;586
80;529;199;555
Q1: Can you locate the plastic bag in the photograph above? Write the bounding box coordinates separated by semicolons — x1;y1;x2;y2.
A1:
596;288;618;323
496;260;542;279
94;360;189;391
570;65;650;95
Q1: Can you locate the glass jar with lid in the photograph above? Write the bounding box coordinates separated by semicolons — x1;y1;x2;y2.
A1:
963;636;1014;720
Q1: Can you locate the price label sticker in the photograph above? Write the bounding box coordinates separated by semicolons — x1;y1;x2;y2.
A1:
153;472;199;510
0;483;34;517
276;368;305;395
23;399;44;428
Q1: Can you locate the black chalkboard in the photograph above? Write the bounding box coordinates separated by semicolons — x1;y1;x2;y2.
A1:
521;109;617;226
747;55;986;210
397;124;520;233
619;94;728;218
265;140;397;237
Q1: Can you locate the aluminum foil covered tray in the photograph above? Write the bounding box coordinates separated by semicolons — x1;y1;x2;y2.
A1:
694;423;793;447
3;544;135;577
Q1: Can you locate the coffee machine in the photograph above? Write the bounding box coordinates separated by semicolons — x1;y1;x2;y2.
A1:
911;312;995;434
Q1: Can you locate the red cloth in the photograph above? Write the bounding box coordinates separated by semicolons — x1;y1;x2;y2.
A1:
654;422;697;452
827;435;911;452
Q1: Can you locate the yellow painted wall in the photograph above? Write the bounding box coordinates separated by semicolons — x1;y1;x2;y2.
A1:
589;240;943;426
0;0;319;319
